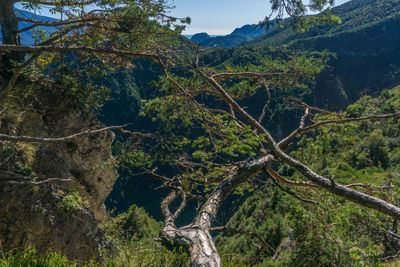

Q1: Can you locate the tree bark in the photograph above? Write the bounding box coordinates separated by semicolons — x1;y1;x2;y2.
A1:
160;155;276;267
0;0;24;75
160;225;221;267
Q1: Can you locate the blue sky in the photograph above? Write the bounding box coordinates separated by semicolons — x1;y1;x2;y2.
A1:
16;0;351;35
171;0;351;35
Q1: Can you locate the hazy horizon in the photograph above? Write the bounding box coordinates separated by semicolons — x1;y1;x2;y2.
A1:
15;0;351;36
171;0;351;35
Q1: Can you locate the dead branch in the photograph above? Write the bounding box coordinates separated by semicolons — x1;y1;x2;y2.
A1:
118;129;154;138
156;183;205;200
17;17;106;33
0;170;71;184
140;168;173;183
161;190;180;225
383;230;400;240
16;0;98;6
267;175;319;205
381;250;400;261
212;72;301;79
0;150;16;169
266;167;318;188
5;177;71;185
280;110;400;148
0;108;7;116
255;174;318;205
0;124;130;143
0;25;84;99
345;183;394;191
278;107;309;147
0;170;35;180
196;68;400;220
0;45;157;59
173;188;187;220
302;112;400;132
286;96;344;117
258;80;271;123
279;110;400;147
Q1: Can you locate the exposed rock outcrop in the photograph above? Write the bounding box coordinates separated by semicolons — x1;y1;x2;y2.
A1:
0;81;118;262
0;184;115;262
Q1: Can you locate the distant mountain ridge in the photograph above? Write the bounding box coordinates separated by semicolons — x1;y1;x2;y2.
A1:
0;9;57;45
190;24;267;48
249;0;400;50
245;0;400;106
190;32;211;43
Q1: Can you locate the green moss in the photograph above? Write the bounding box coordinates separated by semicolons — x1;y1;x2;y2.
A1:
58;190;82;215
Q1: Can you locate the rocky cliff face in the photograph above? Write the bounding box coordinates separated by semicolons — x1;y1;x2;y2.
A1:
0;81;118;262
0;184;115;262
30;107;118;222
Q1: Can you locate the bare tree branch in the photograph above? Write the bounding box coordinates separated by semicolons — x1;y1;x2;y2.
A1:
17;17;105;33
275;179;317;205
279;111;400;147
140;168;173;183
302;112;400;132
0;170;35;180
16;0;98;6
258;80;271;124
266;167;317;188
381;250;400;261
286;96;344;117
0;45;157;59
0;150;16;169
0;108;7;117
161;190;180;226
5;177;71;185
345;183;394;191
0;24;84;99
173;189;187;220
212;72;302;79
195;68;400;220
0;124;130;143
0;170;71;184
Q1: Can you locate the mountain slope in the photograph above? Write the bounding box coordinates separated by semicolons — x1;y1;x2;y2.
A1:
233;0;400;109
251;0;400;49
216;84;400;265
106;0;400;222
191;24;267;48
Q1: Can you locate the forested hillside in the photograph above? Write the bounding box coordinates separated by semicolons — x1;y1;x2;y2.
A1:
103;0;400;264
217;85;400;265
190;24;267;48
2;0;400;266
106;0;400;224
250;0;400;106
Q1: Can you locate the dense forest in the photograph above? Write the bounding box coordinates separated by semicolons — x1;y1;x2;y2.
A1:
1;0;400;266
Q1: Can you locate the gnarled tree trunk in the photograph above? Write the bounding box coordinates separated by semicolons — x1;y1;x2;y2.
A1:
161;224;221;267
159;155;276;267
